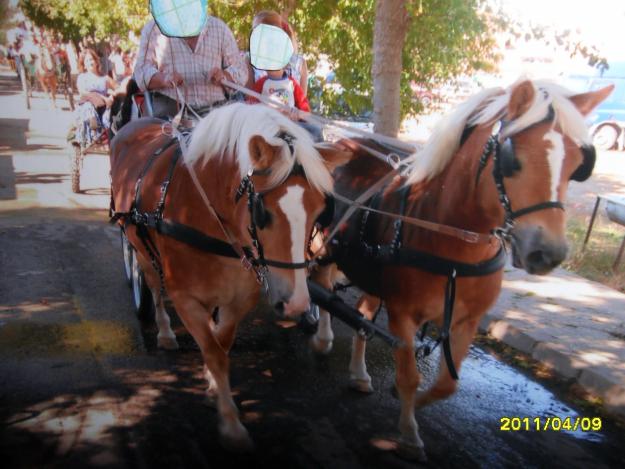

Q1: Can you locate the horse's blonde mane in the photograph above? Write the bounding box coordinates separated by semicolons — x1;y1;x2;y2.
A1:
403;79;592;185
186;103;333;193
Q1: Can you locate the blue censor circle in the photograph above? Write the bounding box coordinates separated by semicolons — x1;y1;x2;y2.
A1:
249;24;294;71
150;0;208;38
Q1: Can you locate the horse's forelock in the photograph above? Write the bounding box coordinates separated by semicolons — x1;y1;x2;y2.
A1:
185;103;333;194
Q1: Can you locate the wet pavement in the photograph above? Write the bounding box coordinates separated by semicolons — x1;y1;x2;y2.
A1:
2;66;625;467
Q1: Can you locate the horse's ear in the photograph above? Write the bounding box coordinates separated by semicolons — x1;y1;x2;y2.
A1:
249;135;281;170
569;84;614;116
508;80;536;120
315;142;354;172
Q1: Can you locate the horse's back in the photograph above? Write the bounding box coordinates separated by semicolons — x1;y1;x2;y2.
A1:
110;117;174;214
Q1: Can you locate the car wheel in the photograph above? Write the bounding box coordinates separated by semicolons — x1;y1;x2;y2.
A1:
592;124;619;151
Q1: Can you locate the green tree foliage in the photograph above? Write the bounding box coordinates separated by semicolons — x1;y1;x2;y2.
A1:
17;0;607;121
211;0;498;118
0;0;17;43
19;0;148;43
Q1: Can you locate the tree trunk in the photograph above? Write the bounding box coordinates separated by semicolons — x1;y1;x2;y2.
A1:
372;0;410;137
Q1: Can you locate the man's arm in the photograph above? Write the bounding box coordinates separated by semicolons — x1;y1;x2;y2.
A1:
220;22;248;87
133;21;161;91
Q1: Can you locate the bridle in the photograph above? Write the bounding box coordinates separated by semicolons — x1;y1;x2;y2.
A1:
232;131;333;285
234;164;310;274
475;105;596;241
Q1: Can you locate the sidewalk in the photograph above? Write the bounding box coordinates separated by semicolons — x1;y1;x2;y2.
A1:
482;266;625;418
0;67;74;142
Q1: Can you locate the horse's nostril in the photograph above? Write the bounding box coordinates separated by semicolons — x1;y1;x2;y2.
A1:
274;302;285;316
526;248;564;274
527;250;548;267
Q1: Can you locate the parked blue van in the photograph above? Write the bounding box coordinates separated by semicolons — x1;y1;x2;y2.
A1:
565;62;625;150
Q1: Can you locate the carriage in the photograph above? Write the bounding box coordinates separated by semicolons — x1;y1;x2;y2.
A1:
109;80;612;458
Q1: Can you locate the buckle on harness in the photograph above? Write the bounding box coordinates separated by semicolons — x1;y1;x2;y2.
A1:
145;212;161;228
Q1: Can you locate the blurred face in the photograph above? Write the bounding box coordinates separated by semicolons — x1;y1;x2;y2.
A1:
84;54;97;73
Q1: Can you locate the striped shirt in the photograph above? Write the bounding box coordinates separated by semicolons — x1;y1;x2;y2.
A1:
134;18;248;107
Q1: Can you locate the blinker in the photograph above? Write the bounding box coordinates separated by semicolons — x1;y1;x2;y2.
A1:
569;144;596;182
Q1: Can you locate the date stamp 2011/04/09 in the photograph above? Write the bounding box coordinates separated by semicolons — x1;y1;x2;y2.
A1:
500;417;602;432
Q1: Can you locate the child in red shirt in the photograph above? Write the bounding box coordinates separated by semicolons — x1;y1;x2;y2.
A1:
249;68;310;116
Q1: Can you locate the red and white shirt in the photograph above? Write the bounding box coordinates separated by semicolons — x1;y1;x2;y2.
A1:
251;74;310;112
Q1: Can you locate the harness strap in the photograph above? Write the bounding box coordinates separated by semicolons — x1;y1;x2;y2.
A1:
157;219;308;269
510;201;564;220
442;270;459;380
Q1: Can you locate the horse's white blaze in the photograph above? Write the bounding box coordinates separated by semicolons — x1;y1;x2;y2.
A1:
544;130;565;201
278;185;309;314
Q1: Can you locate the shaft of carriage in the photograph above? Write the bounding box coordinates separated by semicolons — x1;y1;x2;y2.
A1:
307;279;403;348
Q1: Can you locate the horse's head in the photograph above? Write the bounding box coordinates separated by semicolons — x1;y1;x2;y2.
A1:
237;133;351;317
186;103;348;318
476;80;613;274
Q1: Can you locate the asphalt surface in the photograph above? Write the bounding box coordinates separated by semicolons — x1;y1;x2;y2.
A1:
1;67;625;468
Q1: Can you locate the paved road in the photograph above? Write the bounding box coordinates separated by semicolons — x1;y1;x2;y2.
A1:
1;68;625;468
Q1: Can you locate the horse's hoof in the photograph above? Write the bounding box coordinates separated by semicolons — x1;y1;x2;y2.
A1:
310;336;333;355
157;336;179;350
396;441;427;463
349;377;374;394
219;424;254;453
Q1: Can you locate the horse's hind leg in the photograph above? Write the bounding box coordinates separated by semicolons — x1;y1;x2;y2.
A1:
415;317;479;408
170;294;253;451
137;253;179;350
152;290;179;350
348;293;381;393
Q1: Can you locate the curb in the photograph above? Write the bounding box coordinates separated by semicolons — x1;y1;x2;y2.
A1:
480;312;625;419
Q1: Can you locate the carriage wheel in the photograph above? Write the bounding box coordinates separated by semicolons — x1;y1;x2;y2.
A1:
120;229;133;286
71;146;82;193
131;248;153;319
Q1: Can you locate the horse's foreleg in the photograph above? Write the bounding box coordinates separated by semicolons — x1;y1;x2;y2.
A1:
309;265;336;354
389;312;427;461
348;294;381;393
169;294;253;451
414;317;479;408
311;308;334;354
204;306;247;407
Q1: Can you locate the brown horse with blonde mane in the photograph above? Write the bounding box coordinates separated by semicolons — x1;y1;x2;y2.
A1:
110;102;345;450
309;79;613;460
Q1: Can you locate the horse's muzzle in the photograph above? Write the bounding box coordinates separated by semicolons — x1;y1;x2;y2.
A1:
510;226;568;275
267;272;310;318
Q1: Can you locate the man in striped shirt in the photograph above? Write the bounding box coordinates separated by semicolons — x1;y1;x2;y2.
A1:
134;16;248;117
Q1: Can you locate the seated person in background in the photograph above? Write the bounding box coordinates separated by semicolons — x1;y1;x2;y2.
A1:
133;14;248;119
73;48;120;144
108;46;128;85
